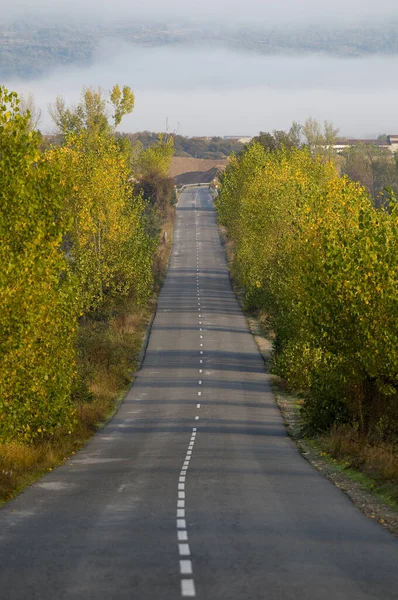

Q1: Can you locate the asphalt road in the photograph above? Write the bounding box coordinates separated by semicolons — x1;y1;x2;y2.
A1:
1;187;398;600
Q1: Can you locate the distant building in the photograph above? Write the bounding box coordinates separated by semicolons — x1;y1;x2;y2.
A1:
224;136;253;144
334;135;398;154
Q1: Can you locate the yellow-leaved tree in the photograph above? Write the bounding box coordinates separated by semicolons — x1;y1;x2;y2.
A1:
49;86;154;312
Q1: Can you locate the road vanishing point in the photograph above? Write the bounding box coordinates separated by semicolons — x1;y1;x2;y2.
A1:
1;187;398;599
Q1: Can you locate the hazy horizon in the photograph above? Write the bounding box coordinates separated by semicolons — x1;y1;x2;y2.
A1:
4;42;398;139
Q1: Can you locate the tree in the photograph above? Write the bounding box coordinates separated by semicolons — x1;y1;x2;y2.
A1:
48;84;153;312
252;128;300;153
49;95;85;136
110;84;135;130
302;117;339;161
137;133;174;178
288;121;303;148
18;92;42;132
217;140;398;436
342;143;398;207
0;86;77;442
49;85;134;138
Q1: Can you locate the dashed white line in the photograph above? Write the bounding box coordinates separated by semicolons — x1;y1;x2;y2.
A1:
180;560;193;575
177;426;198;598
179;544;191;556
181;579;196;597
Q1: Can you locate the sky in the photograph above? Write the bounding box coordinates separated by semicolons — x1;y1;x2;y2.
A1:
1;0;398;26
2;0;398;136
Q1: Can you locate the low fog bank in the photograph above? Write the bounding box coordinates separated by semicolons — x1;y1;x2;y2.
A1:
5;44;398;137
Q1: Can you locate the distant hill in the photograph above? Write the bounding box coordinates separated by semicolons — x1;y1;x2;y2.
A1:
2;18;398;78
170;157;227;179
174;167;221;186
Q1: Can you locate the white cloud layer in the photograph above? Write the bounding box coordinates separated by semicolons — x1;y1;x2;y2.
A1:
5;45;398;137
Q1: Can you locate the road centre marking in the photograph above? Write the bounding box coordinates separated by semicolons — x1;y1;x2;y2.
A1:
180;561;192;575
179;544;191;556
177;425;199;597
181;580;196;597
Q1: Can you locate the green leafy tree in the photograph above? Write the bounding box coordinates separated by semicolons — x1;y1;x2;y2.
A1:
110;84;135;130
217;141;398;436
0;87;78;443
302;117;338;161
342;143;398;207
51;132;153;313
49;85;135;139
137;133;175;177
18;92;42;132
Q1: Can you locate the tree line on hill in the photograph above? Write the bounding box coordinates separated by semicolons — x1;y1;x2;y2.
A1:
117;131;244;160
3;19;398;79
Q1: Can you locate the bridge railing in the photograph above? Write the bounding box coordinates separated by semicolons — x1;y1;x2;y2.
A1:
176;183;211;193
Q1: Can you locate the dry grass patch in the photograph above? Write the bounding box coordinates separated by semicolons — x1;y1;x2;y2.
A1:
321;425;398;503
0;437;76;503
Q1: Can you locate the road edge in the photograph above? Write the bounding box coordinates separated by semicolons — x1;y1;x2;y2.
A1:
215;217;398;538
